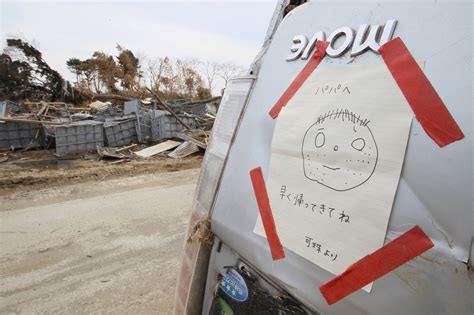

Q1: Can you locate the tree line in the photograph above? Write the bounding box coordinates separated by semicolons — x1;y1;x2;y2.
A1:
0;38;246;103
67;45;245;100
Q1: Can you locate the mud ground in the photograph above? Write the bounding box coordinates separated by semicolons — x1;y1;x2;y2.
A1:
0;148;202;197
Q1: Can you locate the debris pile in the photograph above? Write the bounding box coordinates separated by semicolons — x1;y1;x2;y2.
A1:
0;96;220;160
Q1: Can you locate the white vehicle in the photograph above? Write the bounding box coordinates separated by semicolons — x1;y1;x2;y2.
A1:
174;1;473;314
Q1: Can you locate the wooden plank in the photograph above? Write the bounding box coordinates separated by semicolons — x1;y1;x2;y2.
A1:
116;143;138;152
135;140;182;158
176;133;207;149
0;117;64;125
69;107;91;112
23;101;67;105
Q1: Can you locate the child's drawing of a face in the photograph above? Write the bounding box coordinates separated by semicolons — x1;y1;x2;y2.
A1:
302;111;378;191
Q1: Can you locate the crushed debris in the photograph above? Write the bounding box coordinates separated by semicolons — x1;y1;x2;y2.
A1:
0;95;219;193
97;146;133;160
187;216;214;248
88;101;111;113
0;96;219;155
177;129;209;149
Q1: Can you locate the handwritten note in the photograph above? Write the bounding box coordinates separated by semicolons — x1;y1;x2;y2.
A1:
254;64;413;291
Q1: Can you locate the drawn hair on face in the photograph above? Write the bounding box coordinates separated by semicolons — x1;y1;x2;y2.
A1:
301;108;378;191
313;108;370;127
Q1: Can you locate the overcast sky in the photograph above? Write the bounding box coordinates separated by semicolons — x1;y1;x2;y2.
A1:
1;0;277;92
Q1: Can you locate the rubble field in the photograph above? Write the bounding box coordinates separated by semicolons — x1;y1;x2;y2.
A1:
0;97;217;196
0;148;203;197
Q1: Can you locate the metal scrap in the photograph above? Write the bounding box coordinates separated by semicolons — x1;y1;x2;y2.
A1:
168;141;199;159
97;146;133;160
177;130;209;149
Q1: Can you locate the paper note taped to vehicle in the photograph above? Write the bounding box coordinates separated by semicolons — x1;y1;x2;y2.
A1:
254;63;413;291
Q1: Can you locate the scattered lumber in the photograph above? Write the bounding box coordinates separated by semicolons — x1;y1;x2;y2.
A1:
0;117;63;125
92;94;133;102
146;88;192;130
116;143;138;152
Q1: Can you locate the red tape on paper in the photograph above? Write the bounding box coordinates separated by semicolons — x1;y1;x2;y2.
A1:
319;225;433;305
379;37;464;147
268;41;329;119
250;167;285;260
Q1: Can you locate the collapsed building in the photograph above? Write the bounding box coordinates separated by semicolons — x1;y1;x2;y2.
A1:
0;97;219;158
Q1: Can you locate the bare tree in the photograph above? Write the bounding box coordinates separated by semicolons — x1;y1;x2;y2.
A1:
134;51;147;88
218;62;246;87
144;56;166;93
176;58;206;98
202;60;220;93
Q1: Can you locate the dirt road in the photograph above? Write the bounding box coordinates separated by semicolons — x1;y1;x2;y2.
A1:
0;168;200;314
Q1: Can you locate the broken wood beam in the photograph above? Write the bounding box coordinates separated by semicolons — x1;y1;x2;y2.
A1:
180;96;221;106
68;107;91;112
92;94;133;102
146;88;192;130
0;117;64;125
116;143;138;152
23;101;67;105
176;132;207;149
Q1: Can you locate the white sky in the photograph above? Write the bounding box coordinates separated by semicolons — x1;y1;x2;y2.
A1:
0;0;277;93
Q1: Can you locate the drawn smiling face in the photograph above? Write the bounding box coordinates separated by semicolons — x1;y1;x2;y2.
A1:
301;110;378;191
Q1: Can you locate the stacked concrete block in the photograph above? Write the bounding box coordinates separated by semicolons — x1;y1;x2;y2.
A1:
0;101;6;117
103;118;138;147
148;110;167;142
124;100;141;115
135;111;152;143
0;121;42;149
150;111;195;141
54;121;104;156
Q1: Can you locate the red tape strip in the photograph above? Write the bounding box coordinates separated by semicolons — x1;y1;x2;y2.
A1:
250;167;285;260
268;41;329;119
319;225;433;305
379;37;464;147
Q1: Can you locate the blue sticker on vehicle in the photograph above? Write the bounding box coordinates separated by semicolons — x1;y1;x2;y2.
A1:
220;269;249;302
